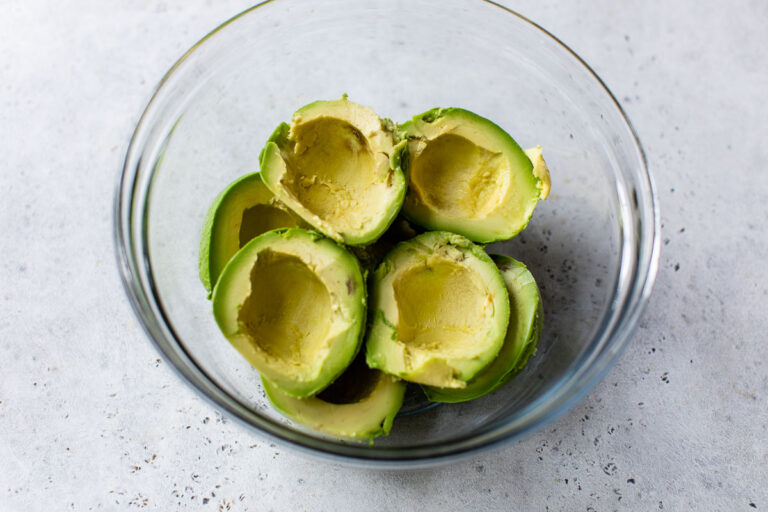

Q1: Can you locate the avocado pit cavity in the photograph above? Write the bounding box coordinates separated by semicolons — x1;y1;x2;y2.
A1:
281;117;384;235
394;261;488;355
238;250;331;367
410;133;507;219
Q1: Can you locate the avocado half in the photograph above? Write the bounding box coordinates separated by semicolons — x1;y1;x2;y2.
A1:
365;231;510;389
259;97;408;246
399;107;551;243
212;228;366;398
422;254;543;403
199;172;304;294
263;351;406;442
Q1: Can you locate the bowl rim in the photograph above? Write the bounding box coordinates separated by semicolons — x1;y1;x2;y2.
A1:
114;0;661;467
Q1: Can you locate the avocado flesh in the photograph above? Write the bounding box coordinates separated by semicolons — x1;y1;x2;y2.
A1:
400;108;549;243
365;231;510;389
422;254;543;403
199;172;304;294
262;352;406;441
260;98;407;245
238;204;299;248
523;145;551;200
212;228;366;398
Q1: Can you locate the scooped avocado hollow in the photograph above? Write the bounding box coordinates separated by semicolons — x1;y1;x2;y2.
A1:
263;351;406;442
259;97;408;246
212;228;366;398
365;231;510;389
399;107;551;243
199;172;305;295
422;254;543;403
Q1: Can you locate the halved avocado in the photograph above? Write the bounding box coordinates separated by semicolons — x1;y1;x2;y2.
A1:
262;351;406;441
259;97;408;245
365;231;510;388
399;108;551;243
422;254;543;403
199;172;305;294
212;228;366;398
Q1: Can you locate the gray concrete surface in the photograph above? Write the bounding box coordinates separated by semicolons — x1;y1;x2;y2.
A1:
1;1;766;510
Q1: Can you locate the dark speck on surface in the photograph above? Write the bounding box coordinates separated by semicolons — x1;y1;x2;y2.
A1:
602;462;617;475
674;263;680;271
475;465;485;473
627;478;636;484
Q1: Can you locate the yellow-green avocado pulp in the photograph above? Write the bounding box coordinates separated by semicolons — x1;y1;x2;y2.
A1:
212;228;366;398
400;107;550;243
259;97;407;245
365;231;510;388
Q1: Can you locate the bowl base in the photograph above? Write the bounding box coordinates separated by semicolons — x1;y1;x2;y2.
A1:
396;384;441;417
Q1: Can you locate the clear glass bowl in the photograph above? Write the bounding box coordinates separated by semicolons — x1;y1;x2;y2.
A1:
115;0;660;467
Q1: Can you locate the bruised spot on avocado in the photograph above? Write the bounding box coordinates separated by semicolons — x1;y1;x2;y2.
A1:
346;125;367;148
346;277;356;295
237;250;331;365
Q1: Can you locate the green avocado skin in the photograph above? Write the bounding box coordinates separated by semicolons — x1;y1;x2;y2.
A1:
199;178;235;294
422;254;543;403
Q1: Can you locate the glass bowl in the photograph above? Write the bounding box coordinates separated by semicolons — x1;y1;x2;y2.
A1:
115;0;660;467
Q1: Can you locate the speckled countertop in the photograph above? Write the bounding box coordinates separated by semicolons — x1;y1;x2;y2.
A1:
1;1;766;510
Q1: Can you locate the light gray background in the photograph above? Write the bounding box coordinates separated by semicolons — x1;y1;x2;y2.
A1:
1;1;766;510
